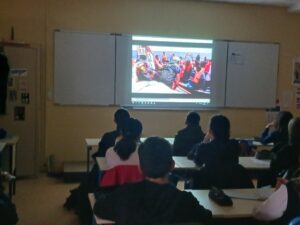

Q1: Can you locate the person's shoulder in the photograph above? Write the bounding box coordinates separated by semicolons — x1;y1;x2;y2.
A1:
103;130;118;138
176;127;188;136
114;180;145;194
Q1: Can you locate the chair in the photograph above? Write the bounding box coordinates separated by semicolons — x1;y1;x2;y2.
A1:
289;217;300;225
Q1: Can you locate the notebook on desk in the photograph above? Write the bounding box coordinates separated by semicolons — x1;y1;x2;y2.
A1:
224;188;274;201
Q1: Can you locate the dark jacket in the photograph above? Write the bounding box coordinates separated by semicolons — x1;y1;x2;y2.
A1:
93;180;212;225
92;130;119;158
260;128;288;146
271;145;300;178
191;139;240;168
173;125;205;156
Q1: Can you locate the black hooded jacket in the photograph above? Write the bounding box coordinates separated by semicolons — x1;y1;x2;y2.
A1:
93;180;212;225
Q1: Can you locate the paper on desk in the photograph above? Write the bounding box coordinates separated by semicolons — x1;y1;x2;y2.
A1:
224;188;274;201
251;158;271;165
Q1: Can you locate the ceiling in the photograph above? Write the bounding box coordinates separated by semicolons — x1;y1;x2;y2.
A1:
207;0;300;12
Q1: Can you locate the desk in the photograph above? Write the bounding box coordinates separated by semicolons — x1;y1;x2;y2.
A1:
239;157;270;170
85;138;100;173
173;156;270;171
0;136;19;196
88;193;115;224
188;188;273;218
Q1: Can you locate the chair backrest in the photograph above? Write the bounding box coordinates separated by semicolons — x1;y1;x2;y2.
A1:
99;165;143;187
289;216;300;225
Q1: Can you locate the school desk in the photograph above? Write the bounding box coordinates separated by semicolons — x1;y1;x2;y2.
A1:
187;188;274;218
173;156;270;171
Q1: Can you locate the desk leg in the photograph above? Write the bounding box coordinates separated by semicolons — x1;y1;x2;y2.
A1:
87;146;91;173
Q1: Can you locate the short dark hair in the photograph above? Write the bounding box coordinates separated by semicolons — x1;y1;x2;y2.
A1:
138;137;173;178
114;108;130;131
210;115;230;140
186;111;200;126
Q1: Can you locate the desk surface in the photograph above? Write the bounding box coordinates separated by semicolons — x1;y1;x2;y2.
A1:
85;138;100;147
173;156;270;170
188;188;273;218
0;136;19;145
85;137;174;148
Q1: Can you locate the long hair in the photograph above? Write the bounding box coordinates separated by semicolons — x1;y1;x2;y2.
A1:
209;115;230;141
114;118;143;160
288;118;300;147
275;111;293;134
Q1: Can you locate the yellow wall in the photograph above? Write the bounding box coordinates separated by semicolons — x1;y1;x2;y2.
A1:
1;0;300;170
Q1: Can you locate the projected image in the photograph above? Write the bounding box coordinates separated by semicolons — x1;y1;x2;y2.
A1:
132;45;212;95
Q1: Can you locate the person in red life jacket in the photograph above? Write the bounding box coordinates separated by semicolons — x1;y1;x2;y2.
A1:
204;59;212;82
161;52;168;64
154;55;163;70
189;65;205;88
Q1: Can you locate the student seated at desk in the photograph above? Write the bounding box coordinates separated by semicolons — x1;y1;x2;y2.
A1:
94;137;212;225
258;117;300;188
253;169;300;225
260;111;293;149
173;111;205;156
105;118;142;170
188;114;240;168
92;108;130;158
187;115;253;189
271;117;300;178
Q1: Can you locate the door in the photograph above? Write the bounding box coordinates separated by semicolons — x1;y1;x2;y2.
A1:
0;45;40;176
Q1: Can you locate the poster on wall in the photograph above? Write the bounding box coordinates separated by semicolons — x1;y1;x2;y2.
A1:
10;68;27;77
293;58;300;86
296;88;300;109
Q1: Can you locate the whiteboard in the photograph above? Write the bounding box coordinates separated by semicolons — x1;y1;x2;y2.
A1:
54;31;115;105
225;42;279;108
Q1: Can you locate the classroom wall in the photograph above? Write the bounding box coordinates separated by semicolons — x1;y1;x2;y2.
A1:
1;0;300;170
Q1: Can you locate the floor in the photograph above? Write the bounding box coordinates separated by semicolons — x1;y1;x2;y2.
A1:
12;175;81;225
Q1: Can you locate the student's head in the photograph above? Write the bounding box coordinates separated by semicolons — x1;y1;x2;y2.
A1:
275;111;293;133
185;111;200;127
288;117;300;146
209;115;230;140
138;137;174;179
114;108;130;131
114;118;143;160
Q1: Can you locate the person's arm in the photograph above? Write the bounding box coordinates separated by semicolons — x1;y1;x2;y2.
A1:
253;185;288;221
187;143;198;160
176;192;212;224
270;146;292;174
173;133;182;156
93;189;120;221
260;126;277;145
193;144;208;166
